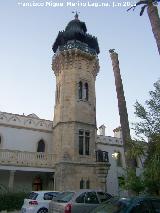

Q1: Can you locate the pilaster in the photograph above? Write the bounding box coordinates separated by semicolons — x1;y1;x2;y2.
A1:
8;170;15;191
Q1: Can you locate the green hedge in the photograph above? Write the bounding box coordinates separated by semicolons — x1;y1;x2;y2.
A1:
0;192;28;211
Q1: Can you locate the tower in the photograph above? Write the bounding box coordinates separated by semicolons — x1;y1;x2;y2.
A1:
52;14;110;191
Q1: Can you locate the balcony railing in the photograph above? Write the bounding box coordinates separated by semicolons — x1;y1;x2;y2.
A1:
59;40;97;55
96;150;109;162
0;149;57;168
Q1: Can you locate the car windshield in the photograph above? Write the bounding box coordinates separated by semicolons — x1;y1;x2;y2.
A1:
44;192;60;200
51;192;60;197
55;192;75;203
97;192;112;203
91;197;130;213
26;192;38;200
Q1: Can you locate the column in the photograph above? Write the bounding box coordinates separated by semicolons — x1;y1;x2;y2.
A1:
8;170;15;191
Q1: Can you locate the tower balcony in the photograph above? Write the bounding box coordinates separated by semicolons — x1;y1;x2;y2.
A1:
96;150;109;163
52;40;97;62
58;40;97;55
0;149;57;169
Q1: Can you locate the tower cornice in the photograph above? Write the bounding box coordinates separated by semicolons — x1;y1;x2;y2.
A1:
52;48;99;78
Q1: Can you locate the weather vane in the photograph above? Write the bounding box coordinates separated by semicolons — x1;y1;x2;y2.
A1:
72;11;80;19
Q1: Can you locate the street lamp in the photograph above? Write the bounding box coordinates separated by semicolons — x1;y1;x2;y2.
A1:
112;151;120;196
112;152;119;159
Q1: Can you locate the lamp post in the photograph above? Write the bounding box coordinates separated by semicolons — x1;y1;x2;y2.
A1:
112;152;119;159
112;152;120;196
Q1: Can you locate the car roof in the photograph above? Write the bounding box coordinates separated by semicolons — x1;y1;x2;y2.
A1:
62;189;105;193
131;196;160;202
31;191;60;194
79;189;108;194
114;196;160;205
60;189;107;198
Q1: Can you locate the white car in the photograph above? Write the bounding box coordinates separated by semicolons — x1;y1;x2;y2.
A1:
21;191;60;213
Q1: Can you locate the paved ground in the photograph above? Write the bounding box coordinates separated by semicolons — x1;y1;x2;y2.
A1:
0;211;20;213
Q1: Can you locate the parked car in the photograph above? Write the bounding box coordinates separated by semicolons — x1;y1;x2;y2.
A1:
90;196;160;213
49;189;112;213
21;191;60;213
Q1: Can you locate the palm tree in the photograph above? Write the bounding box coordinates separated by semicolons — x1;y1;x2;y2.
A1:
109;50;136;171
127;0;160;55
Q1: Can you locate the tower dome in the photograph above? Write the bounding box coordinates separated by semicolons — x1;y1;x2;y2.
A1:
65;18;87;35
52;15;100;54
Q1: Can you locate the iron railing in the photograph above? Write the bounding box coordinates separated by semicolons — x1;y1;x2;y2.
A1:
96;150;109;162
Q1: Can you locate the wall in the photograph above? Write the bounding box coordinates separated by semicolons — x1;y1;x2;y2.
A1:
0;126;52;153
96;135;126;196
0;112;53;154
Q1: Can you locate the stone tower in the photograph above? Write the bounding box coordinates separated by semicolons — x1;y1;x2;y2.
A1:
52;14;110;191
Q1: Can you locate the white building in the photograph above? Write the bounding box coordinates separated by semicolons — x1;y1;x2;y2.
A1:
97;125;144;196
97;125;125;196
0;111;144;195
0;112;55;192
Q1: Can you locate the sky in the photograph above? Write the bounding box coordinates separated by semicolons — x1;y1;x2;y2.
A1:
0;0;159;137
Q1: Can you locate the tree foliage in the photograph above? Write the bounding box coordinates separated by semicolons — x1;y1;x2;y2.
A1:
134;80;160;139
122;169;145;195
122;80;160;195
134;79;160;195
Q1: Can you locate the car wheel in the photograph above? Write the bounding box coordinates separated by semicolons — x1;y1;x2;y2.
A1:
37;208;48;213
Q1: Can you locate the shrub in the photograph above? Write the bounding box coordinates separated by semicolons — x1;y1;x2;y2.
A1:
0;192;28;211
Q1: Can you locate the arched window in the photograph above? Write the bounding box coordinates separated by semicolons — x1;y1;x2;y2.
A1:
56;85;61;104
80;178;84;189
79;81;83;99
85;131;90;155
86;179;90;189
37;140;45;152
84;83;89;101
79;130;84;155
79;130;90;156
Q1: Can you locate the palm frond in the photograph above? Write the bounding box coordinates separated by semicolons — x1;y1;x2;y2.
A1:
136;0;149;6
127;0;149;13
140;5;148;15
127;6;136;11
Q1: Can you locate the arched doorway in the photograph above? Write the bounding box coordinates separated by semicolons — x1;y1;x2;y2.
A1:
32;176;42;191
37;140;45;152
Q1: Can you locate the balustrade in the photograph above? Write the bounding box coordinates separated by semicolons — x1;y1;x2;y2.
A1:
59;40;97;55
0;149;57;168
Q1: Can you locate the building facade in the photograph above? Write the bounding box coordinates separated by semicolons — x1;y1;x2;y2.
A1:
0;15;144;195
0;112;55;192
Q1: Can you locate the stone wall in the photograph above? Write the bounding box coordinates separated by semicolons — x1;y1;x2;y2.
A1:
54;161;107;191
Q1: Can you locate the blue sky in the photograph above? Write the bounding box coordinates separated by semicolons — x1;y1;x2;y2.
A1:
0;0;159;136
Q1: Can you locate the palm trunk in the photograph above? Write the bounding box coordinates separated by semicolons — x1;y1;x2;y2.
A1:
109;51;136;170
147;4;160;55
